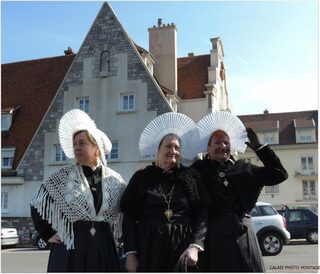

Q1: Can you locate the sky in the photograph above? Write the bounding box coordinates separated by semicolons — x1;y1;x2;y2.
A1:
1;0;319;115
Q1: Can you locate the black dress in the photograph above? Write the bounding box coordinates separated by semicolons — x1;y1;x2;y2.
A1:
192;145;288;272
120;164;208;272
31;166;121;272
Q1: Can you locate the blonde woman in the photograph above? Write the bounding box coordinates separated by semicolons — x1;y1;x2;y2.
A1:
31;109;126;272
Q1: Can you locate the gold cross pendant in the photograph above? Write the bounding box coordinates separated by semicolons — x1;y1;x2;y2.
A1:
164;209;173;220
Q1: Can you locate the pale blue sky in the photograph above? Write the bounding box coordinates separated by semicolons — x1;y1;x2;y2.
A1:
1;1;318;115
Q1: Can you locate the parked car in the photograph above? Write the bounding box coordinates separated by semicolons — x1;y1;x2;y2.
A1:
31;231;50;250
1;220;19;247
250;201;290;256
278;208;318;244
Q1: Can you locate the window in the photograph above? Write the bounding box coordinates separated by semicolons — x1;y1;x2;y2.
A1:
301;156;313;170
250;207;259;217
265;185;279;194
121;94;134;111
108;141;119;160
55;145;66;162
303;180;316;200
259;205;277;216
76;97;89;113
1;148;15;169
288;211;302;222
1;192;8;212
100;51;110;72
300;135;312;143
1;114;12;131
264;136;276;144
287;211;311;222
2;157;13;168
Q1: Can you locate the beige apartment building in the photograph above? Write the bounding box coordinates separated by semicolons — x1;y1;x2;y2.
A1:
239;110;318;213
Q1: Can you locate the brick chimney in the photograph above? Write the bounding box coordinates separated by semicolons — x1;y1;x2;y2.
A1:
148;19;177;93
64;47;74;55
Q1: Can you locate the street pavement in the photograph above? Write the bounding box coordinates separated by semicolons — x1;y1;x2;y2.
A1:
264;240;318;273
1;240;318;273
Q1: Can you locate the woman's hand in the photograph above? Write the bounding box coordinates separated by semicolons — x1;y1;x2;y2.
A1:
47;233;62;244
125;253;139;272
180;246;199;267
245;127;261;150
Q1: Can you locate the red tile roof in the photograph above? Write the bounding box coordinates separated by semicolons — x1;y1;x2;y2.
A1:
244;120;279;130
1;55;75;170
177;54;210;99
133;43;210;100
294;118;315;128
238;110;318;145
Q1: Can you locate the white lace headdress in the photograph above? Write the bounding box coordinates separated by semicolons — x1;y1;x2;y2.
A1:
59;109;112;166
197;111;248;153
139;112;199;160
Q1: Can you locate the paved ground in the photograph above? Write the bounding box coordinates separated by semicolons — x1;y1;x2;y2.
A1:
264;240;318;273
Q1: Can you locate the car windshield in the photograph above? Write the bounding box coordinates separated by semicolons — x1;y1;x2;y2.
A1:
1;220;13;229
258;205;278;216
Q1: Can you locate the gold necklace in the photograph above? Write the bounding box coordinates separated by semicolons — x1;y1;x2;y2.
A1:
89;190;103;236
89;171;103;237
158;184;175;221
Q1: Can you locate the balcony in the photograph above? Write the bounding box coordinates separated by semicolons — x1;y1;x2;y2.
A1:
294;170;317;178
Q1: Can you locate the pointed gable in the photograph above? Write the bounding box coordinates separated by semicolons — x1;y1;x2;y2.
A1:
16;2;172;181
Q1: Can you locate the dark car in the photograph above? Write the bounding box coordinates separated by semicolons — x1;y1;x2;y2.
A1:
277;208;318;244
31;231;50;250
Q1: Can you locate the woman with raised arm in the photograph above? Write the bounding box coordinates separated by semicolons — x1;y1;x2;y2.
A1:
192;111;288;272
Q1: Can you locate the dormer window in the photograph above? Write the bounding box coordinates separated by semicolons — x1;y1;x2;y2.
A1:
1;148;15;169
294;118;316;143
263;134;276;144
1;106;21;131
1;114;12;131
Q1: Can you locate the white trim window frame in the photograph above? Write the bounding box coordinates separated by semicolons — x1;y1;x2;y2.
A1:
120;93;135;112
263;132;276;145
76;97;90;113
299;135;312;143
301;155;314;171
1;148;15;169
55;144;67;162
302;180;316;200
265;185;279;194
1;192;8;213
108;141;119;160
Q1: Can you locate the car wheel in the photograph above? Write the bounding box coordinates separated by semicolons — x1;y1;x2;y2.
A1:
259;232;283;256
36;237;48;250
306;230;318;244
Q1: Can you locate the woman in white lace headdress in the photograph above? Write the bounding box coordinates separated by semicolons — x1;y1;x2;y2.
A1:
120;112;209;272
30;109;126;272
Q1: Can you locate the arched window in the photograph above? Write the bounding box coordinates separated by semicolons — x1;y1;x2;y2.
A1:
100;51;110;77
